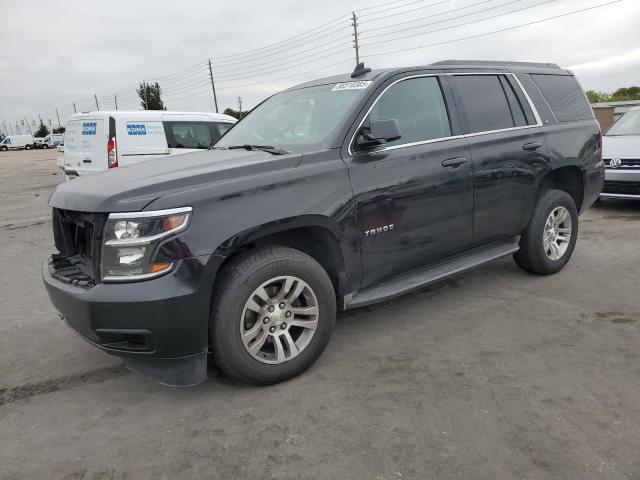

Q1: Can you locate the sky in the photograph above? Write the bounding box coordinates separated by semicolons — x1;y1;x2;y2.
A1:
0;0;638;132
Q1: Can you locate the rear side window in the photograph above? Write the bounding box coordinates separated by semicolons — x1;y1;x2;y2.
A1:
453;75;516;133
369;76;451;147
163;121;220;149
530;74;592;122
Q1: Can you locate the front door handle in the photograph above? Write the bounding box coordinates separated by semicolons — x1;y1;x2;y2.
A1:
523;142;541;151
441;157;467;168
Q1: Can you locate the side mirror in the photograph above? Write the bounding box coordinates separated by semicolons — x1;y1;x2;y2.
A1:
356;119;402;150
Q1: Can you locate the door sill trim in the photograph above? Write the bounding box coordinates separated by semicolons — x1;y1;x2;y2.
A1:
345;238;520;309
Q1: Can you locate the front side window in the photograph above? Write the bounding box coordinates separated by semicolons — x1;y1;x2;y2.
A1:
215;84;366;152
605;109;640;136
368;76;451;147
217;122;234;136
163;122;219;149
453;75;516;133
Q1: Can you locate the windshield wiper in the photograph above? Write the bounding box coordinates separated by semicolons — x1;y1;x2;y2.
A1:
212;144;289;155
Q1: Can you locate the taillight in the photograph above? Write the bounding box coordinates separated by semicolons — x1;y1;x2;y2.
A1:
107;136;118;169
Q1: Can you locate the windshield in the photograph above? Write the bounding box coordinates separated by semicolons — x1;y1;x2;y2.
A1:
606;109;640;136
215;84;367;152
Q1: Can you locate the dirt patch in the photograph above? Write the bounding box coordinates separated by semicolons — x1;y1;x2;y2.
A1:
595;311;638;324
0;365;129;406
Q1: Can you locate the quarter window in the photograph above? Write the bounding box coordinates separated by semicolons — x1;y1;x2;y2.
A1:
453;75;516;133
531;74;593;122
368;76;451;147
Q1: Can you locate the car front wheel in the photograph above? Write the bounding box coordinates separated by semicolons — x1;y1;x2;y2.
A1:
210;246;336;385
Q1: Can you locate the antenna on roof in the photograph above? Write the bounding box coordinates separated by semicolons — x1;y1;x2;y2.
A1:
351;62;371;78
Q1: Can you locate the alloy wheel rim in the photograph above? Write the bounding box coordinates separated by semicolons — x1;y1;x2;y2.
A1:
240;275;319;364
543;206;572;261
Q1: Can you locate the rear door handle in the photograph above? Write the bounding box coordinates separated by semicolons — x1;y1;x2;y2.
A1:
82;158;92;163
522;142;541;151
441;157;467;168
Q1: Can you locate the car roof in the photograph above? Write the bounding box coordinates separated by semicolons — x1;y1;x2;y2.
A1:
287;60;571;91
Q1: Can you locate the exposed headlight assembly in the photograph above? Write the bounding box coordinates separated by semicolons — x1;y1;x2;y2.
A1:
101;206;192;282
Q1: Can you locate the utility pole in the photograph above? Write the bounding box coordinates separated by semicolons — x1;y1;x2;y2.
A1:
208;60;219;113
237;97;243;118
114;95;118;110
24;117;33;135
11;122;15;135
55;109;61;127
94;94;100;110
351;12;360;66
73;102;77;113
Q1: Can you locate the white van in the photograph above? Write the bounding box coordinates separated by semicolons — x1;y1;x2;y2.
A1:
61;111;236;178
0;134;35;151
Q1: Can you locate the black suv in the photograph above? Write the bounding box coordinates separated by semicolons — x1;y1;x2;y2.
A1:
43;60;603;386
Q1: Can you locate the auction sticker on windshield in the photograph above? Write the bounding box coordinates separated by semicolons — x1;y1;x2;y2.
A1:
332;81;372;91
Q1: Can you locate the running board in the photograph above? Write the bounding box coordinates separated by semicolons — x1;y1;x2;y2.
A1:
345;238;520;309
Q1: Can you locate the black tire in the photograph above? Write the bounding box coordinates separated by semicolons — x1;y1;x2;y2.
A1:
0;146;7;151
514;189;578;275
25;145;31;150
43;144;49;149
210;246;336;385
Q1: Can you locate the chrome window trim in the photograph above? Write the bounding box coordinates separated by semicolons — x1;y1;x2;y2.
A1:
348;72;543;156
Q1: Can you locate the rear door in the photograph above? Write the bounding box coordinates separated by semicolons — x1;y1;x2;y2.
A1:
63;118;107;175
162;115;224;156
448;73;550;244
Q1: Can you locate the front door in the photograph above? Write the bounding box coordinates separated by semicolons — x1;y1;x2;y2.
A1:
345;75;474;288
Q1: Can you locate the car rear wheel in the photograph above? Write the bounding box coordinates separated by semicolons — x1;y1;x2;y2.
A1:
210;246;336;385
514;189;578;275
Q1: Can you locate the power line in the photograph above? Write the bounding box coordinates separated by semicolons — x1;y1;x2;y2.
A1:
362;0;624;58
215;45;352;82
360;0;560;44
357;0;452;18
360;0;501;32
210;15;350;62
359;0;454;20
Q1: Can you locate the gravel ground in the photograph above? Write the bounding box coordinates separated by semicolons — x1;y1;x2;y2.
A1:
1;148;639;480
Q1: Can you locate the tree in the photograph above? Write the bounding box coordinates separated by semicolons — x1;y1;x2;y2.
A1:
585;86;640;104
137;81;166;110
223;107;243;119
34;119;49;137
53;127;66;134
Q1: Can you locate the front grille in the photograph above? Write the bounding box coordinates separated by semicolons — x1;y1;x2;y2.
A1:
602;180;640;196
604;158;640;169
51;208;108;284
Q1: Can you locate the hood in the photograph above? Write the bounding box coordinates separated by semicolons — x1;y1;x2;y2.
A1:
602;135;640;159
49;149;302;212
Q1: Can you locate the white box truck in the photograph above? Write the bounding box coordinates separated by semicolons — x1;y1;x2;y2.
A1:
61;111;236;178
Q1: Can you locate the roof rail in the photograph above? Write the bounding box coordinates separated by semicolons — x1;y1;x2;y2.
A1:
430;59;561;69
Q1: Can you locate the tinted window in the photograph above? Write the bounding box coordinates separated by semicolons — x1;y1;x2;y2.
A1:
500;76;528;127
163;122;220;149
453;75;515;133
531;74;592;122
369;76;451;147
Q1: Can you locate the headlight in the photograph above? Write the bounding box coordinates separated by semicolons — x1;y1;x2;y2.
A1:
101;206;192;282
